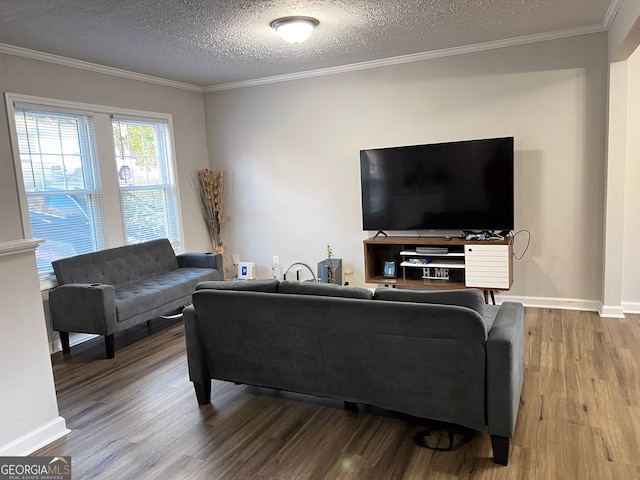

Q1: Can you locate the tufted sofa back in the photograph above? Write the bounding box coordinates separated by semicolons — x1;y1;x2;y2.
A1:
52;238;179;288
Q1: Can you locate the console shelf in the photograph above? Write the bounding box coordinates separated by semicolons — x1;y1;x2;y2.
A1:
364;236;513;290
400;262;465;268
399;251;465;257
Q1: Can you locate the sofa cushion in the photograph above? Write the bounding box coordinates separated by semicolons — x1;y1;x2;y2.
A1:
195;279;280;293
278;281;373;299
115;268;216;320
373;288;484;317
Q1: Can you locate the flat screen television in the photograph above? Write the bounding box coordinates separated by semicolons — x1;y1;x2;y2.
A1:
360;137;514;232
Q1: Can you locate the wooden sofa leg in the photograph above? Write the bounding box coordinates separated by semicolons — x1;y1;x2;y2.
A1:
490;435;510;465
105;334;115;359
194;381;211;405
60;332;70;354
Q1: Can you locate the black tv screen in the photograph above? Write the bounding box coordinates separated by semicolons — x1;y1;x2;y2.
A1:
360;137;514;232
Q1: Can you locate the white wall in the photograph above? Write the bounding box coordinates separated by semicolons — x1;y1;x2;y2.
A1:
604;0;640;314
204;34;608;307
602;59;629;317
0;240;68;455
622;48;640;310
0;52;211;252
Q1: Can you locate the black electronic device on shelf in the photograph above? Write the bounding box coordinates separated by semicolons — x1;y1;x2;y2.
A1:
359;136;514;232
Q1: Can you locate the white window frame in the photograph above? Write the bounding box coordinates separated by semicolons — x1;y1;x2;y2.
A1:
5;93;185;288
112;115;180;247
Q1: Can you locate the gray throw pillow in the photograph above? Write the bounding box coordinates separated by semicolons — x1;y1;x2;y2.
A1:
195;279;279;293
373;288;484;317
278;281;373;299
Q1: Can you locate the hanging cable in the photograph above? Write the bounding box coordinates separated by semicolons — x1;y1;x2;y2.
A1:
510;229;531;260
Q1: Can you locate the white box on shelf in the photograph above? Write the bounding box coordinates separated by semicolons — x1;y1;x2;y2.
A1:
237;262;256;280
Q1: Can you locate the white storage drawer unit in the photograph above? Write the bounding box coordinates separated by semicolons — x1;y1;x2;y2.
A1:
464;244;512;289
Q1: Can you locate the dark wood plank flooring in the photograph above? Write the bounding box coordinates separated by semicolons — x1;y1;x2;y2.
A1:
34;309;640;479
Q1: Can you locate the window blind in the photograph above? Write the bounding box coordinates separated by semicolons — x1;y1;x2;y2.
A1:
13;105;108;278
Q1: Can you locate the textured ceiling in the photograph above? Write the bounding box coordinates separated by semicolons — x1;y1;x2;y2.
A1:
0;0;617;88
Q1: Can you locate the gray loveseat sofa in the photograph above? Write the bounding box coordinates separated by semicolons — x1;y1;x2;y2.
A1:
50;238;222;358
183;279;524;465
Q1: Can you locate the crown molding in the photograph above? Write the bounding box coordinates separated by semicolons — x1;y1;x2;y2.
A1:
0;43;204;93
603;0;623;29
206;23;608;92
0;15;615;95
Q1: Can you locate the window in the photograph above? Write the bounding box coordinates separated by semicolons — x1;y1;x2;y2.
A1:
8;95;183;281
112;117;180;247
13;106;107;276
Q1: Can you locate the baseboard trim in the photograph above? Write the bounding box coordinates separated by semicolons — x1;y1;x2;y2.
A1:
50;332;99;354
599;304;626;318
0;417;69;456
489;293;629;318
494;294;602;313
622;301;640;314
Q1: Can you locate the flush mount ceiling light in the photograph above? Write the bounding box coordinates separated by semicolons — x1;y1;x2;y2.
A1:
270;16;319;44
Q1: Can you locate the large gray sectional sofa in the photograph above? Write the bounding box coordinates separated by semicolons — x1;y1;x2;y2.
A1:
183;279;525;465
50;238;222;358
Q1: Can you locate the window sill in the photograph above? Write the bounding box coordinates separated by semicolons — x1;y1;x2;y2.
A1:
40;276;58;292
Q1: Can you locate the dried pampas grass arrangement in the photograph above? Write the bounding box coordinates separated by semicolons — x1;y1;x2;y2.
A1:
195;168;227;253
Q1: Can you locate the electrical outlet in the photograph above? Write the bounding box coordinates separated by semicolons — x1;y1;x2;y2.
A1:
272;255;280;267
232;254;240;265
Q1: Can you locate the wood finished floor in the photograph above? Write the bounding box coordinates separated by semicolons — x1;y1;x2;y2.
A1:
35;308;640;479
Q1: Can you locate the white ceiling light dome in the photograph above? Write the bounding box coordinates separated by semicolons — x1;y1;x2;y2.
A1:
270;16;319;44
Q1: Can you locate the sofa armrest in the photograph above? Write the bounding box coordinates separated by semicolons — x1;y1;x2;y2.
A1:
177;252;223;278
183;304;212;404
486;301;525;438
49;283;117;335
